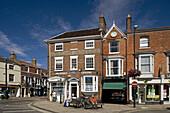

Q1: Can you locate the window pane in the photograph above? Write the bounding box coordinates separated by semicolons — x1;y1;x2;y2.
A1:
85;77;93;91
86;57;93;68
86;42;93;48
110;60;119;75
56;44;63;50
71;58;77;69
110;41;119;53
9;65;14;69
140;37;149;47
141;56;150;72
56;59;62;70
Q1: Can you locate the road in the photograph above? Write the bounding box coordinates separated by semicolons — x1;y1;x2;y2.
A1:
131;109;170;113
0;99;41;113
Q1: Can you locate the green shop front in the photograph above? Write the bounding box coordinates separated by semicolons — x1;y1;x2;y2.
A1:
102;78;127;103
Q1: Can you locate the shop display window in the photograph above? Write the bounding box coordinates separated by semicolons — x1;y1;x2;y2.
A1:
146;84;160;101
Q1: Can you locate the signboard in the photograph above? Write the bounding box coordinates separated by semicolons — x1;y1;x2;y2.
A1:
132;81;137;87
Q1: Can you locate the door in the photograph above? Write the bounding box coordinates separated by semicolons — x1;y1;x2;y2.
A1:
71;84;77;98
138;85;145;104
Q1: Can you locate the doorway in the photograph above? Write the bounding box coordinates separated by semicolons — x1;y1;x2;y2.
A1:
71;84;77;98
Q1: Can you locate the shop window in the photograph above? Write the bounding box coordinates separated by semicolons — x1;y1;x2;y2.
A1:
164;85;169;101
146;85;160;101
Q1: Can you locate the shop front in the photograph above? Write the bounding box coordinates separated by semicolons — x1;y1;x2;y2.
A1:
129;75;170;104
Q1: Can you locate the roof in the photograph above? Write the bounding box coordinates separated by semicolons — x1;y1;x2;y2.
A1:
49;28;100;40
125;26;170;34
0;57;20;65
18;60;40;68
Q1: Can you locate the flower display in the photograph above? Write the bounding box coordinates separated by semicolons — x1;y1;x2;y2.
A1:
128;69;141;77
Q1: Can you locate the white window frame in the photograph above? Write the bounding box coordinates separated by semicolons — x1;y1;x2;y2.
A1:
26;66;29;72
106;59;123;77
109;41;120;54
9;74;14;82
139;36;149;49
55;57;63;71
85;40;94;49
55;43;63;51
81;75;98;92
70;56;78;70
85;55;95;70
35;68;38;74
138;54;154;74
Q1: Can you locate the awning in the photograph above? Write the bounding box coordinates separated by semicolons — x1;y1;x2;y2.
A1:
103;82;126;89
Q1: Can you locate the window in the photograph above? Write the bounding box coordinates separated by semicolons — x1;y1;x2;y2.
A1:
70;56;78;70
85;40;94;49
26;66;29;72
55;43;63;51
137;54;154;73
55;57;63;71
9;74;14;82
9;65;14;69
85;55;95;70
141;56;150;72
35;68;38;74
81;76;98;92
167;56;170;73
106;59;123;76
109;41;119;54
140;36;149;48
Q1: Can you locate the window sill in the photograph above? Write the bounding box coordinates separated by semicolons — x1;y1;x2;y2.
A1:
55;50;63;52
85;68;95;71
109;52;120;54
85;47;95;49
139;47;150;49
81;91;98;93
70;48;78;51
106;75;123;77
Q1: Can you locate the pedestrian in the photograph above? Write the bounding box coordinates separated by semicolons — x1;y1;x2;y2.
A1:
52;91;56;102
90;95;97;109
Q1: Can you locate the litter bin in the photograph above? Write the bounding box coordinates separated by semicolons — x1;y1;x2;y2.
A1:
53;97;56;102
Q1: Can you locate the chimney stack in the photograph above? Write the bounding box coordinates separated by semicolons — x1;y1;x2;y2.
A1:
32;58;36;65
126;14;131;32
10;51;17;61
99;12;106;32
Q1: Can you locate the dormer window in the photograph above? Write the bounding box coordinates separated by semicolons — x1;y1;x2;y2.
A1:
140;36;149;48
55;43;63;51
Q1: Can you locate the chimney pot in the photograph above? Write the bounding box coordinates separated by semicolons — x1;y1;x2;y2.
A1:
126;14;131;32
32;58;36;65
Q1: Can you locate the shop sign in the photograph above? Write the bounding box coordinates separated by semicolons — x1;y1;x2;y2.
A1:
154;95;159;99
81;72;92;74
56;72;68;75
70;72;76;74
147;95;152;98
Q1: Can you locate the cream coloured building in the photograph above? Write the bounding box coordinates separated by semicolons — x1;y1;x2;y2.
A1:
0;56;21;97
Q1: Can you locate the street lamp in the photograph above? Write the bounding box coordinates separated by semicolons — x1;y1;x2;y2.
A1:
133;25;138;70
133;25;138;108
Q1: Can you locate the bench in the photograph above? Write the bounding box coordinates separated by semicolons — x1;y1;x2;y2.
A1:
84;99;103;109
69;98;83;108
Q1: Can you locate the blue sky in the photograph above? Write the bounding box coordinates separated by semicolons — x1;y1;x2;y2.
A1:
0;0;170;69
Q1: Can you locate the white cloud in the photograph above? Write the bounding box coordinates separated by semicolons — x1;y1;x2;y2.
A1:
81;0;157;31
0;31;28;57
26;16;71;46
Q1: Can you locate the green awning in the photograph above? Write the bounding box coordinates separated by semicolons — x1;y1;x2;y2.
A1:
103;82;126;89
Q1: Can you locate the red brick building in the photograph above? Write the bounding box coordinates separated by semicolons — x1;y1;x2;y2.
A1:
45;12;170;104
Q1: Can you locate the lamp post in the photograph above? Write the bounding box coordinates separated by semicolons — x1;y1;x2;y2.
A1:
60;78;62;104
133;25;138;70
133;25;138;108
5;58;8;99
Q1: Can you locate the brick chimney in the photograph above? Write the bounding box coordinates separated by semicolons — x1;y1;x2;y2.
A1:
10;51;17;61
99;12;106;32
32;58;36;65
126;14;131;32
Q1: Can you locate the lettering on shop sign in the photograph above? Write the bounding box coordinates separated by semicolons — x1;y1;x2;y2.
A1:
81;72;92;74
137;78;152;81
56;72;68;75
